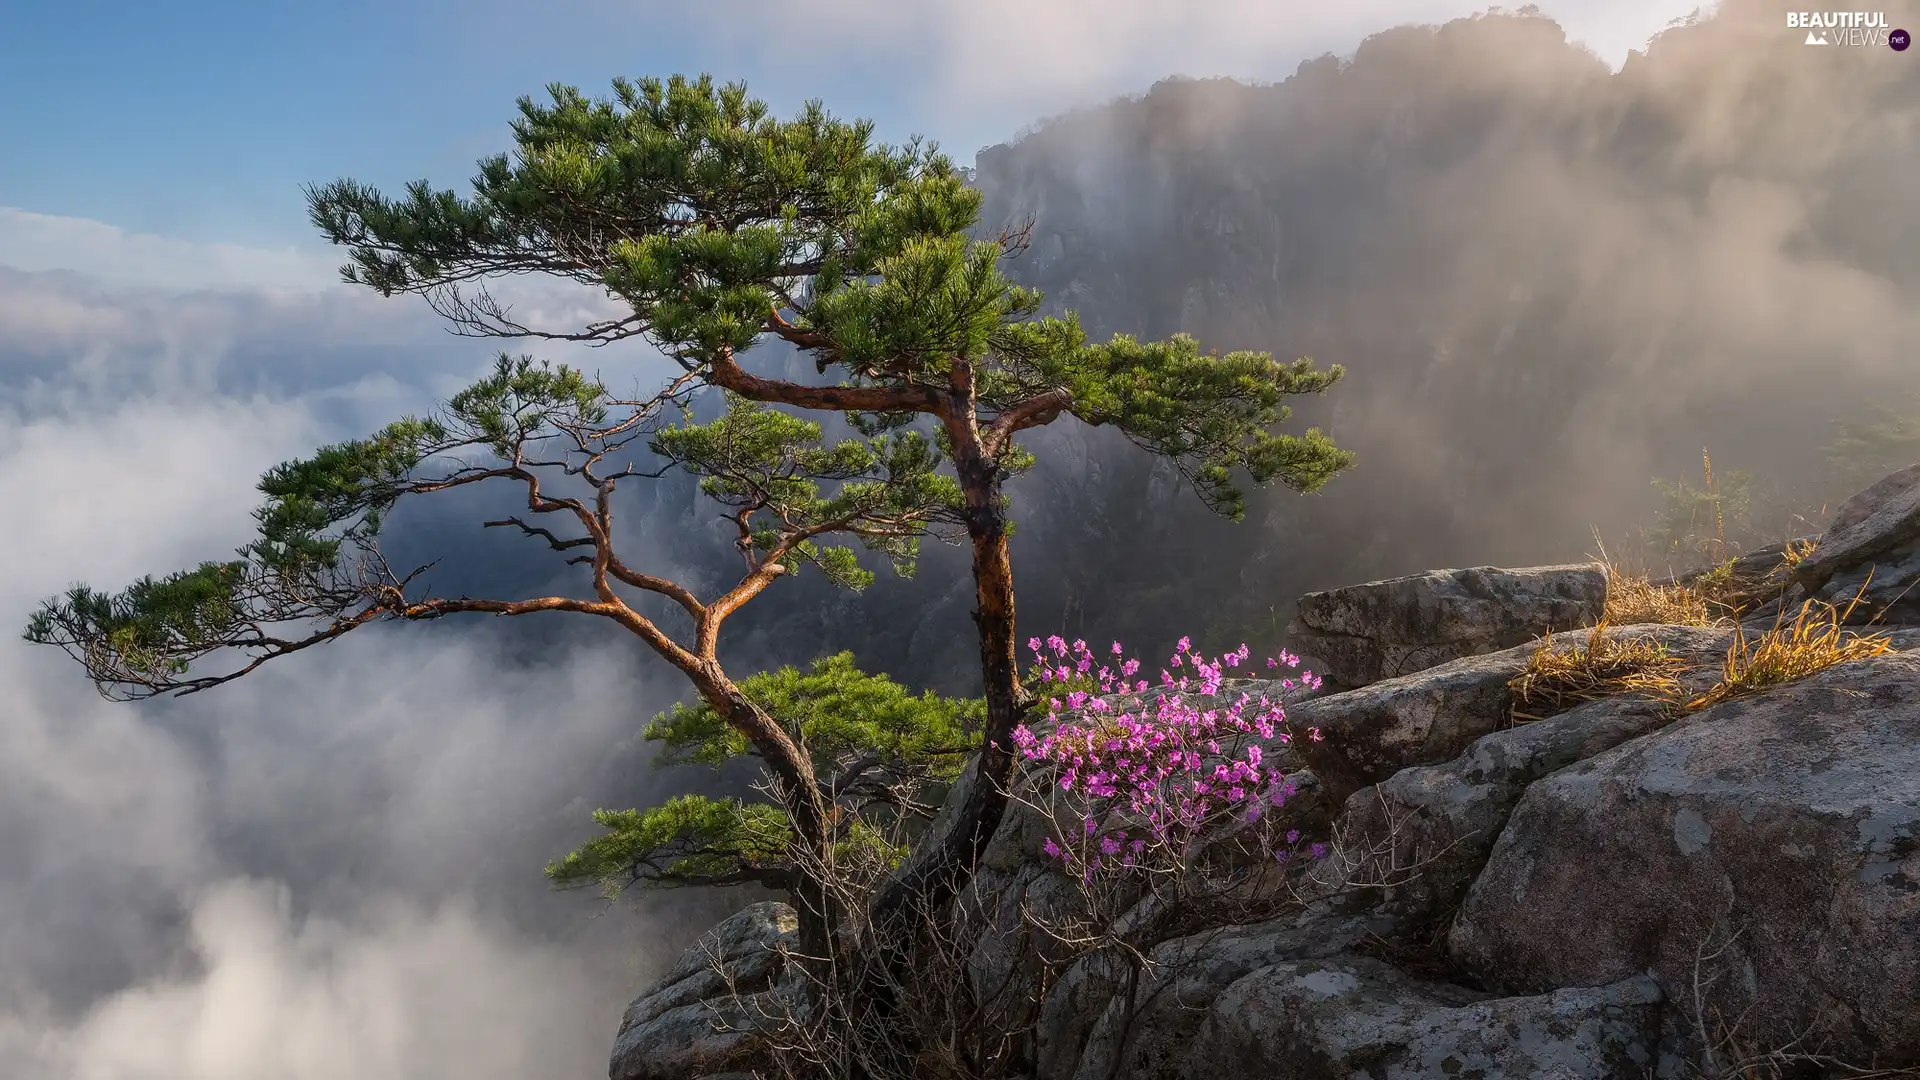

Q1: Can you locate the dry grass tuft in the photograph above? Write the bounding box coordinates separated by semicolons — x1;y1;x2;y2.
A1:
1591;528;1821;628
1592;528;1728;627
1688;560;1745;608
1509;619;1689;724
1774;537;1818;576
1683;588;1893;714
1605;568;1717;627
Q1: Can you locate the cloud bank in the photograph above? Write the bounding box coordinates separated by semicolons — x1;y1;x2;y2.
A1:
0;246;726;1079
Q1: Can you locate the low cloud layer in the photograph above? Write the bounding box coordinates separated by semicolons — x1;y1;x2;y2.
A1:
0;208;338;293
4;883;622;1080
0;260;726;1079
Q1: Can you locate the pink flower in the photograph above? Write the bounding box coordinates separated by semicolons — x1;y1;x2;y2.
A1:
1020;632;1335;885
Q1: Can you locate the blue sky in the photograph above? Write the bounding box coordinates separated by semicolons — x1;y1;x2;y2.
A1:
1;0;1710;264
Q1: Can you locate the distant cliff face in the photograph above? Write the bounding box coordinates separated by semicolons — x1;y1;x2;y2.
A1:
625;3;1920;693
968;2;1920;631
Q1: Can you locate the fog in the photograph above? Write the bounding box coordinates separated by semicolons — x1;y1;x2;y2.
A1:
965;0;1920;652
0;268;739;1079
2;1;1917;1077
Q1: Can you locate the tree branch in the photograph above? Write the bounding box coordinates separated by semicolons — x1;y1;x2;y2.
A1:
765;308;836;352
484;516;594;551
983;389;1073;455
156;609;387;697
708;345;945;416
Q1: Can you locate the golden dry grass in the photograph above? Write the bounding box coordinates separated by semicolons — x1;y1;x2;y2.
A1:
1775;536;1818;574
1604;568;1717;627
1592;528;1727;627
1508;619;1689;723
1516;576;1894;725
1597;539;1820;629
1682;590;1892;714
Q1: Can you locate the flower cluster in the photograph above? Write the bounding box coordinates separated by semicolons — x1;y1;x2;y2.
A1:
1012;635;1327;883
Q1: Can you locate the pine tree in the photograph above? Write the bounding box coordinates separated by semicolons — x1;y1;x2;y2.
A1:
26;74;1352;970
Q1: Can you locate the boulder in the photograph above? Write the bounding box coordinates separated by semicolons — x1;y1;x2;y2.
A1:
963;764;1336;1040
1450;652;1920;1063
1330;695;1677;930
959;861;1088;1035
1287;563;1607;689
1287;622;1729;805
1794;464;1920;624
610;902;799;1080
1185;957;1663;1080
1044;908;1377;1080
1324;629;1733;920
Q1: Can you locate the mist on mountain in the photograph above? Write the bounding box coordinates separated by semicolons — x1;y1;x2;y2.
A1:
692;1;1920;689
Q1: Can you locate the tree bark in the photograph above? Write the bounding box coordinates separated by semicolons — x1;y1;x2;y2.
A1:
867;457;1023;938
703;677;840;963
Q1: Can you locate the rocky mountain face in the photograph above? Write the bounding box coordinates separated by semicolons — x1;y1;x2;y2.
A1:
578;7;1920;1070
962;1;1920;651
560;2;1920;701
607;464;1920;1077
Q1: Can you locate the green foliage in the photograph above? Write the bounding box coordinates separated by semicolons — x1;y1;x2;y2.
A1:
25;562;251;683
1647;459;1751;564
646;651;981;770
307;75;969;362
306;72;1353;506
808;233;1034;381
1063;332;1350;519
443;354;608;454
546;796;792;895
1822;399;1920;496
552;653;981;897
831;816;913;881
653;396;967;588
247;415;449;576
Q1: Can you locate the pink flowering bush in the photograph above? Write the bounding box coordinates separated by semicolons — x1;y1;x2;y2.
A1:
1012;634;1328;887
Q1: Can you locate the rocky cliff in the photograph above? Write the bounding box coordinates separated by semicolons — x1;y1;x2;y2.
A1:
607;463;1920;1078
967;1;1920;648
